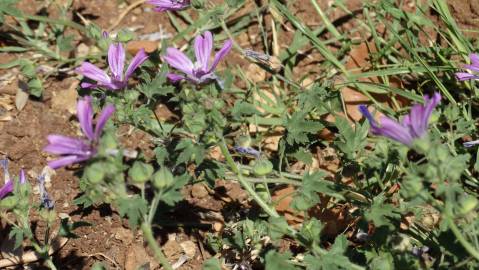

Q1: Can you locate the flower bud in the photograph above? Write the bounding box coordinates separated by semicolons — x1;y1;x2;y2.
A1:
85;163;106;184
253;159;273;176
459;196;478;215
129;161;153;184
153;167;175;189
0;196;17;209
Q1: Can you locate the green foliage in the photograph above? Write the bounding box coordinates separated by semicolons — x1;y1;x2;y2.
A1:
117;196;148;229
292;172;344;211
265;251;297;270
284;112;323;145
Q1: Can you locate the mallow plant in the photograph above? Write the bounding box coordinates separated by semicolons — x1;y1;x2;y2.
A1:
7;1;479;269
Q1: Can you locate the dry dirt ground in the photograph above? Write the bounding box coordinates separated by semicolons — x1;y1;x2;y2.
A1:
0;0;478;269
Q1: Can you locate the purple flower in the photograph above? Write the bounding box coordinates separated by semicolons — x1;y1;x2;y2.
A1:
164;31;232;84
147;0;190;12
456;53;479;81
76;42;148;90
359;92;441;146
0;160;27;199
44;96;115;169
233;146;261;158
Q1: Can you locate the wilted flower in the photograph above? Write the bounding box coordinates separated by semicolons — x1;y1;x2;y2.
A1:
0;160;26;199
359;92;441;146
76;42;148;90
455;53;479;81
147;0;190;12
44;96;115;169
464;140;479;147
411;246;430;257
233;146;261;158
164;31;232;84
37;174;54;209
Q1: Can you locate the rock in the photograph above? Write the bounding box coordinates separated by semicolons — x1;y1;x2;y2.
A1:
114;227;134;245
75;43;90;58
127;40;158;55
51;80;79;115
246;63;266;83
163;236;182;260
15;87;29;111
124;243;158;270
191;183;209;199
180;240;196;258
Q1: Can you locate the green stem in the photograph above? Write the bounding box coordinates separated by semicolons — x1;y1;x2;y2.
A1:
20;14;85;31
148;193;161;224
219;139;280;218
447;217;479;261
45;258;58;270
310;0;342;40
141;223;174;270
225;174;302;186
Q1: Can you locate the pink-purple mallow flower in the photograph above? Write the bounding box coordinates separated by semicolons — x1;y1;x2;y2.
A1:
164;31;232;84
43;96;115;169
0;159;26;200
147;0;190;12
358;92;441;146
456;53;479;81
76;42;148;90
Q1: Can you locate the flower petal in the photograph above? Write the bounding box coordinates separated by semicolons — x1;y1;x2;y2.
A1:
195;31;213;71
377;116;414;146
125;49;149;80
164;47;195;75
47;155;90;170
358;105;378;127
94;104;115;141
19;169;26;184
108;43;126;81
0;180;13;199
167;73;185;83
77;96;95;140
45;135;91;153
76;62;111;85
208;39;232;73
463;53;479;73
147;0;190;11
456;72;479;81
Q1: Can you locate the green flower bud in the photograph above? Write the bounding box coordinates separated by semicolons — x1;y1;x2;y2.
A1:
0;196;17;209
459;196;478;215
253;159;273;176
153;167;175;189
129;161;154;184
85;163;106;184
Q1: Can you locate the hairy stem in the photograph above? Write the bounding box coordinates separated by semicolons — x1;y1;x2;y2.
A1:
219;139;280;218
141;223;174;270
447;217;479;261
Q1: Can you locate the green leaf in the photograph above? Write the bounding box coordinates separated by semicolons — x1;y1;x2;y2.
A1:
364;195;398;228
58;218;91;238
159;173;188;206
175;139;206;165
117;195;148;229
284;112;323;145
292;171;344;211
265;251;298;270
8;226;25;249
